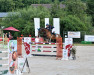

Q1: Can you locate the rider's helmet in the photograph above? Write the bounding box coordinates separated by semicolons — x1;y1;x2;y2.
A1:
46;24;49;26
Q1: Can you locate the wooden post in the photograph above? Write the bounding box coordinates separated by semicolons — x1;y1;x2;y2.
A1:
56;37;63;60
17;37;22;56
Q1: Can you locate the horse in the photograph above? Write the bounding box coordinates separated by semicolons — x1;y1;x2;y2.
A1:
38;28;61;42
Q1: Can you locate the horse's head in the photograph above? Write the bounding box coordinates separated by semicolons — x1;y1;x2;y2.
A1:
38;28;47;37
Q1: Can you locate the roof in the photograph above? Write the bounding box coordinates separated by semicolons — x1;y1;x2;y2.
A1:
0;12;17;18
31;4;65;8
3;26;19;32
0;12;8;18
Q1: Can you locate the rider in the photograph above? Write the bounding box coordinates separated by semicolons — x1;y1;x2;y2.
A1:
52;27;56;35
46;24;54;34
46;24;49;30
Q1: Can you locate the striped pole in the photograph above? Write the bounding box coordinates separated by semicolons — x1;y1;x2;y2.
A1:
0;42;9;75
29;42;56;45
3;33;4;48
0;64;8;67
0;70;8;75
0;51;8;53
31;46;57;48
0;57;8;60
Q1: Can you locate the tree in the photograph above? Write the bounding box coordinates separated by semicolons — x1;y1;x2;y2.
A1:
87;0;94;26
63;0;87;21
59;0;92;36
1;6;50;37
62;0;92;28
0;0;54;12
0;0;15;12
1;0;93;38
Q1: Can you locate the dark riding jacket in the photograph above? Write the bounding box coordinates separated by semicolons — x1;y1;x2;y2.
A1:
46;25;54;33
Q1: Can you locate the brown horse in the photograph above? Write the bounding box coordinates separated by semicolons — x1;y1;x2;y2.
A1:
38;28;61;42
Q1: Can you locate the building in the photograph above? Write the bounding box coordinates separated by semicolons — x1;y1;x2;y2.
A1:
0;12;8;37
31;4;65;8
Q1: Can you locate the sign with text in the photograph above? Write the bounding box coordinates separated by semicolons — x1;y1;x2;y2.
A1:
65;38;73;47
62;49;68;60
68;31;80;38
84;35;94;42
24;37;31;44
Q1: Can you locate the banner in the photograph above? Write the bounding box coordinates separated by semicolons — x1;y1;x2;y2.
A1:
68;31;80;38
65;38;73;46
45;18;49;28
62;49;68;60
18;58;25;71
24;37;31;44
53;18;60;34
34;18;40;36
62;38;73;60
8;40;17;74
24;37;31;56
84;35;94;42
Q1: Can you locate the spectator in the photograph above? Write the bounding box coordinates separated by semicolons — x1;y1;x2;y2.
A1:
9;32;13;40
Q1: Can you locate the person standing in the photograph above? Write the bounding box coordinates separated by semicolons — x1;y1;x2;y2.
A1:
9;32;13;40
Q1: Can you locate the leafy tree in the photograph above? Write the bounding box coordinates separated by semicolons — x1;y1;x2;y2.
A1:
61;0;92;29
0;0;54;12
0;0;15;12
63;0;87;21
1;6;50;37
0;0;93;38
61;15;89;31
87;0;94;26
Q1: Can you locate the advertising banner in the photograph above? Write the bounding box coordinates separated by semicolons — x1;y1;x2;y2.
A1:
24;37;31;44
62;49;68;60
84;35;94;42
68;31;80;38
8;40;17;74
24;37;31;56
65;38;73;46
18;58;25;71
62;38;73;60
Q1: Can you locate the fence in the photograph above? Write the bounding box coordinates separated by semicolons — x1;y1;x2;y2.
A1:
0;33;9;48
0;49;9;75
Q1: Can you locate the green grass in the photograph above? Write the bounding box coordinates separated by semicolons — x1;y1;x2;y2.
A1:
74;43;94;46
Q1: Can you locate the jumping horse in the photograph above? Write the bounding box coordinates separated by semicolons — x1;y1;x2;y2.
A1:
38;28;61;42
